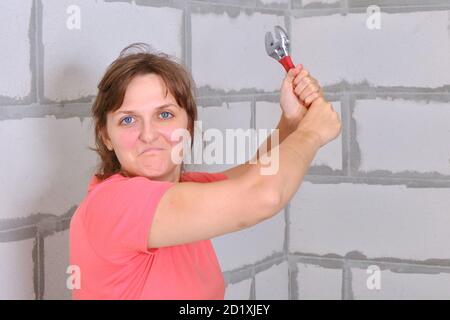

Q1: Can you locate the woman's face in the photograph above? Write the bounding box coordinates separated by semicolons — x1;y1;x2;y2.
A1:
103;73;189;182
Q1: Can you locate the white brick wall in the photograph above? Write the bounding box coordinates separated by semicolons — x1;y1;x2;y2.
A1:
297;263;342;299
0;0;32;100
42;0;183;101
0;239;35;299
43;229;71;300
289;182;450;260
0;116;98;219
352;267;450;299
255;261;289;299
292;10;450;88
1;0;449;301
354;98;450;175
191;10;286;92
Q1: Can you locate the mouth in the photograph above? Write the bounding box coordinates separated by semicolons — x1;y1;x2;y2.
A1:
141;147;164;155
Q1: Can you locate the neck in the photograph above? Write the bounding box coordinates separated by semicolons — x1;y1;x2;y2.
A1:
119;166;182;183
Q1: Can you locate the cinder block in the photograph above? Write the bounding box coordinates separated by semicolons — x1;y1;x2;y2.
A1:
255;261;289;299
186;102;252;172
255;101;342;170
352;267;450;299
198;102;252;135
289;182;450;260
297;263;342;300
0;116;98;219
212;210;285;272
225;278;252;300
43;229;71;300
354;98;450;175
0;239;35;299
0;0;32;100
42;0;183;101
191;8;287;92
291;11;450;88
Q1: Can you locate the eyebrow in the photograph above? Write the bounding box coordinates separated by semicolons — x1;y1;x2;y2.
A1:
115;103;179;115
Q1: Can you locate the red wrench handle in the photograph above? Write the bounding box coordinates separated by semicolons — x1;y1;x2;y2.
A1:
279;55;295;72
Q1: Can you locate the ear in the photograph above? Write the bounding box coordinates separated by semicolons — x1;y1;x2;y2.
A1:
101;128;113;151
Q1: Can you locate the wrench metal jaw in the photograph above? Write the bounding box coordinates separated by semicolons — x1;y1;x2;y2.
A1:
265;25;291;61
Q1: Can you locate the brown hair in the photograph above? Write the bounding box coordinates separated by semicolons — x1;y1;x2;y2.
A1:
88;43;198;181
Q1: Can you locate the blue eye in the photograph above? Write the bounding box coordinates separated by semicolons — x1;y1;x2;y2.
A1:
159;111;173;119
120;116;134;125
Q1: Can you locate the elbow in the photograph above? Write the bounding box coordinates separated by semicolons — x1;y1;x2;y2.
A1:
238;186;281;230
239;171;283;228
254;184;282;223
264;187;282;217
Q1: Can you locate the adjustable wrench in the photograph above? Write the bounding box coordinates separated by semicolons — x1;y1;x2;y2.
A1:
265;25;296;72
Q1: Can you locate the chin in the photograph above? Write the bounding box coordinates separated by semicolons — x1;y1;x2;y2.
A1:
142;165;174;179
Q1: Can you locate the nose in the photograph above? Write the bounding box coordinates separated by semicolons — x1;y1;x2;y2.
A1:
139;120;159;144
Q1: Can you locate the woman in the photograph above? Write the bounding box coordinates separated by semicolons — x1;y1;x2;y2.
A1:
69;43;341;300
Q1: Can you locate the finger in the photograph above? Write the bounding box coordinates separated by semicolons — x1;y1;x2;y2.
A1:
308;76;318;84
306;78;320;91
304;92;320;107
300;85;320;102
293;69;310;86
294;78;314;96
296;75;320;90
285;67;300;83
295;77;323;97
284;64;304;84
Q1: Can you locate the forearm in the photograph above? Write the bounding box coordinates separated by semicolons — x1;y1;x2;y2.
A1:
253;113;299;162
247;127;321;218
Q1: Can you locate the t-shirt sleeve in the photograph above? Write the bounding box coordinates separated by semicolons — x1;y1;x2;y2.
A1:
181;171;229;183
84;177;174;262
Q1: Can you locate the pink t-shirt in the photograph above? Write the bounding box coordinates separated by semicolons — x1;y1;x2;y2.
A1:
69;171;228;300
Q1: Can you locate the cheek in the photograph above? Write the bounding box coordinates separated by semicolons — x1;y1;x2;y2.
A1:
116;130;140;150
159;124;189;146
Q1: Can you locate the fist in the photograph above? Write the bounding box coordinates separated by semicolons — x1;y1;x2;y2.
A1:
280;64;324;126
292;66;324;108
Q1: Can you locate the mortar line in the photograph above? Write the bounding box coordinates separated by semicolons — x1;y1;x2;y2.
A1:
190;0;286;12
184;0;191;73
250;272;256;300
342;92;351;176
283;203;290;260
342;261;353;300
36;0;43;105
31;0;39;104
289;253;450;271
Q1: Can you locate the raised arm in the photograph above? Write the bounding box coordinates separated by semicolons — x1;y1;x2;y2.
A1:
148;97;341;249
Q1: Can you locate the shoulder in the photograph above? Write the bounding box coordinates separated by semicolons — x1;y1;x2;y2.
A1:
87;175;174;211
